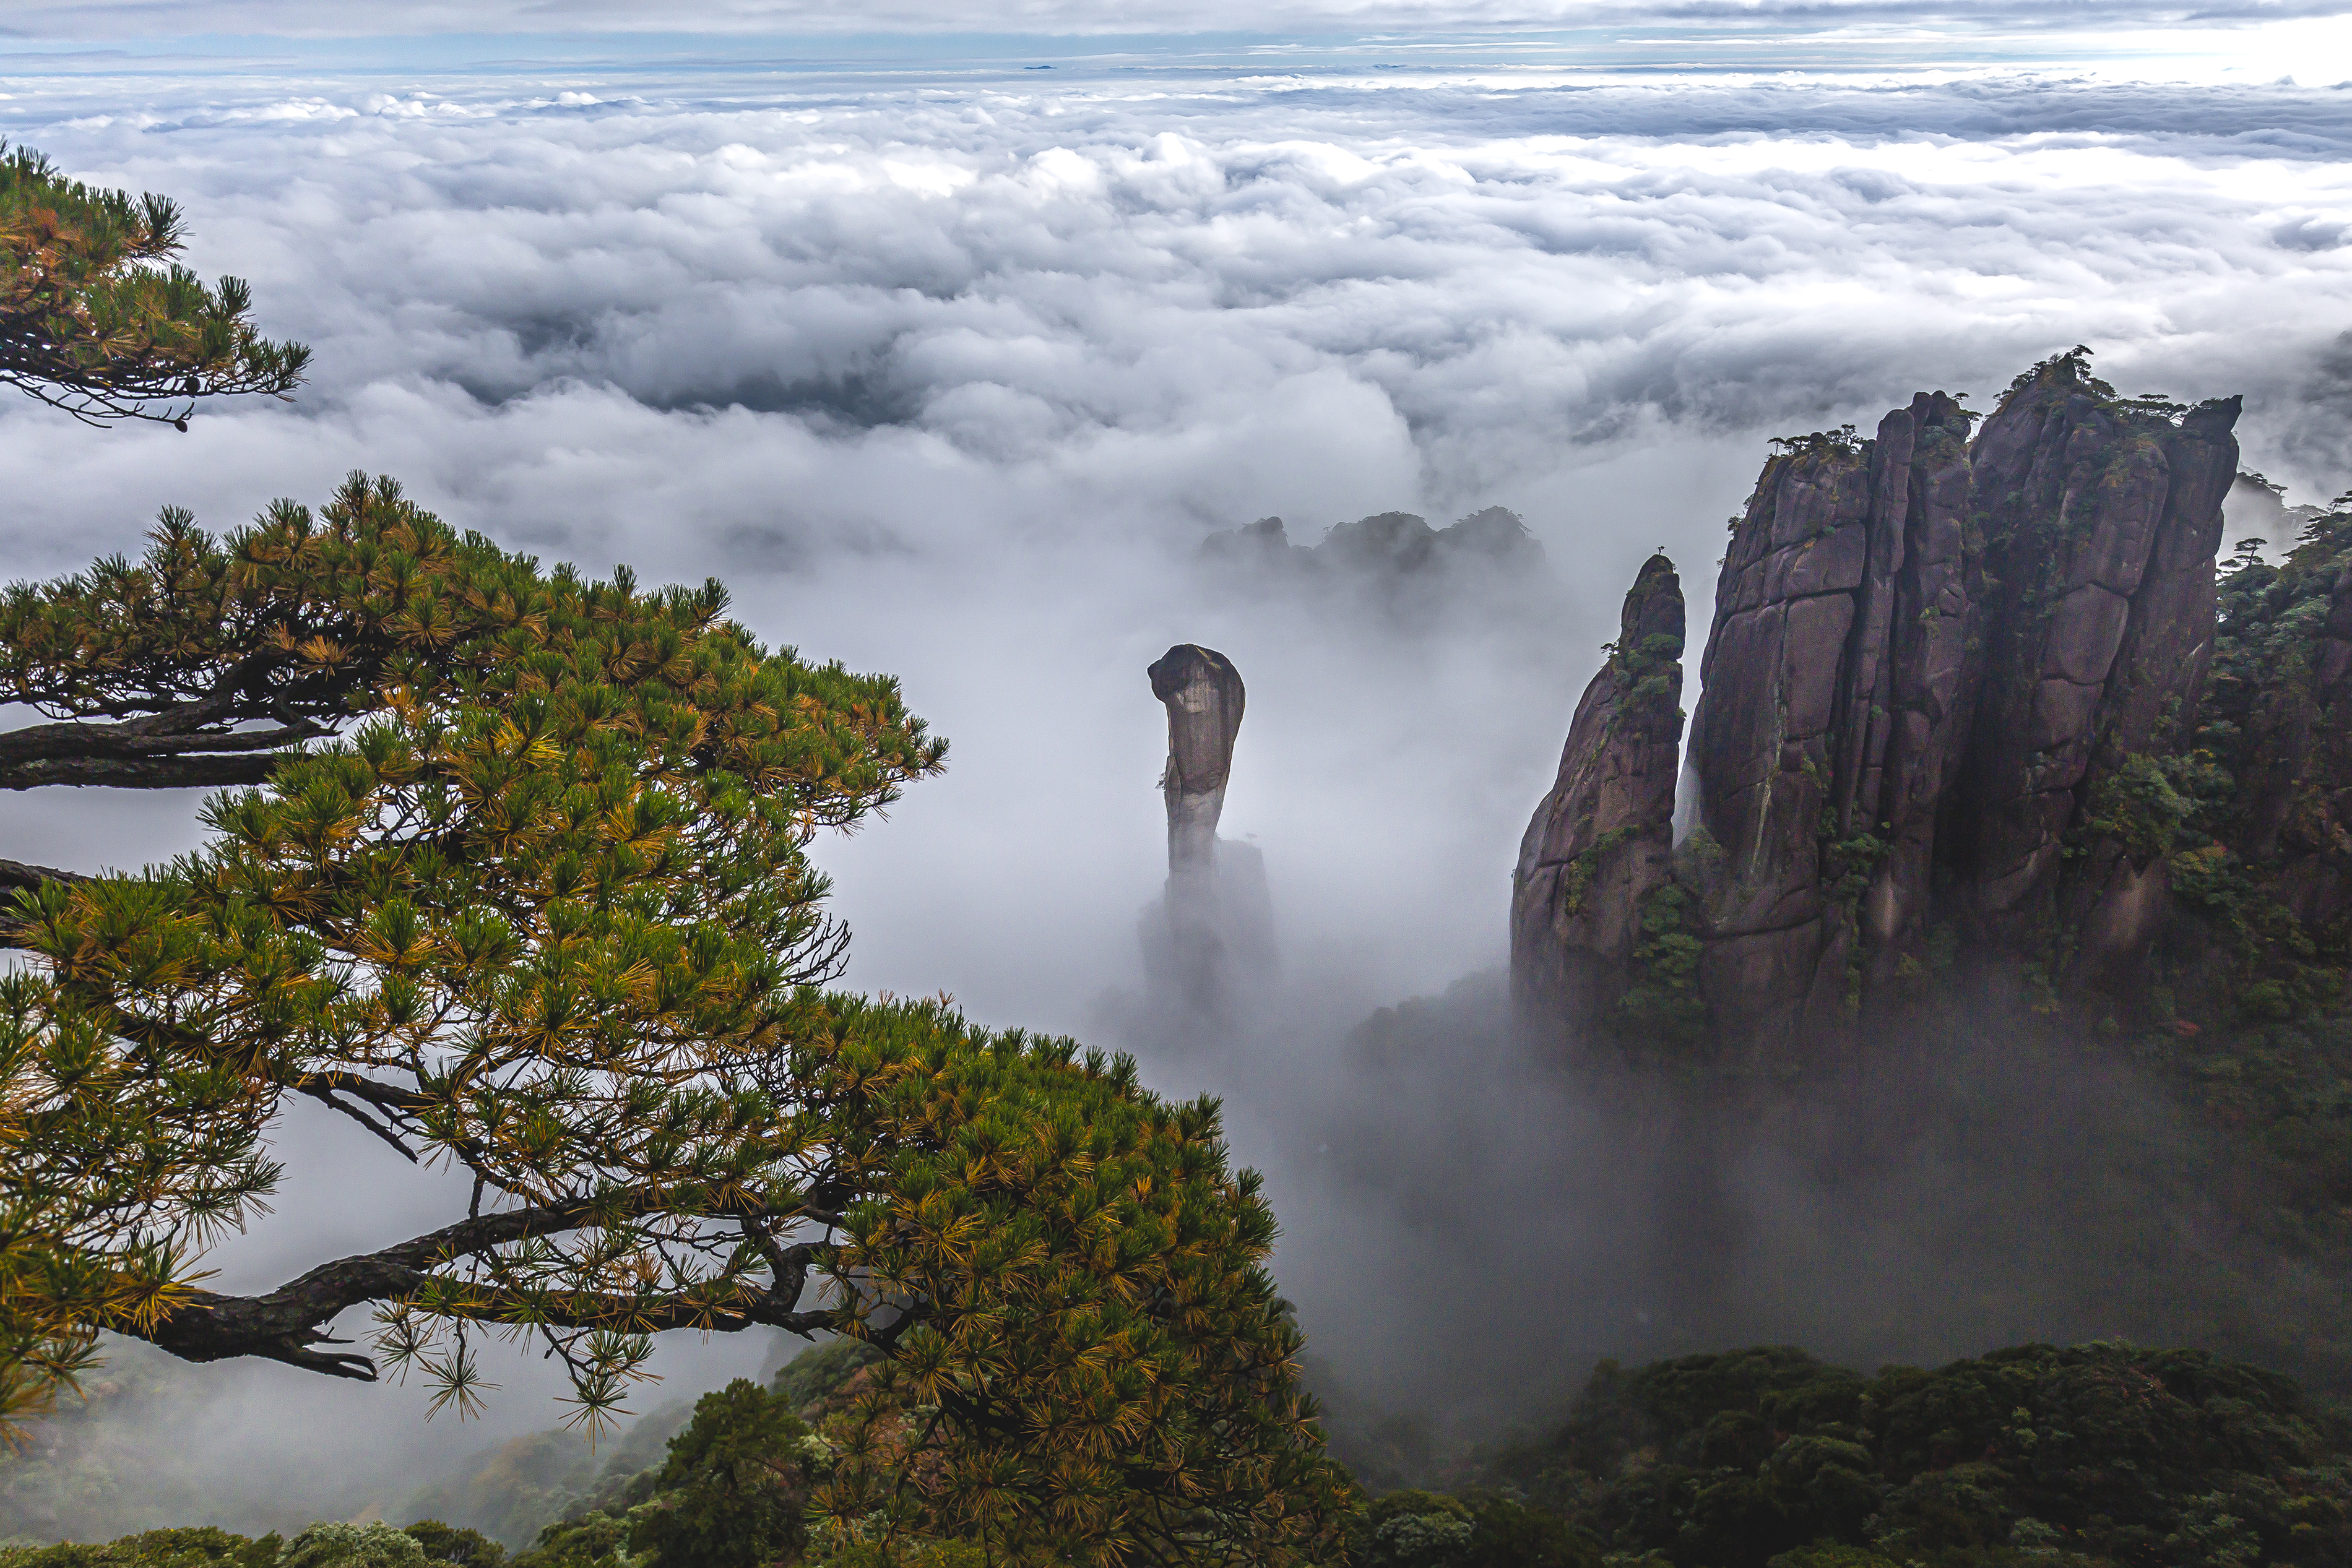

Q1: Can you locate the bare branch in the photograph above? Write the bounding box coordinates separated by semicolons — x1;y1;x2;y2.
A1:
298;1082;420;1165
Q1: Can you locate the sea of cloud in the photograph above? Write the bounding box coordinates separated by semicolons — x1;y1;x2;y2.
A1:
0;47;2350;1514
3;62;2345;1010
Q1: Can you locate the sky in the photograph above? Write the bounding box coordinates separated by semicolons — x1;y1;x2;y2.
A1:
4;1;2352;79
2;0;2351;1517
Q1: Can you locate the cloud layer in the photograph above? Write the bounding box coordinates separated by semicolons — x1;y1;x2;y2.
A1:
0;53;2348;1484
2;51;2347;1200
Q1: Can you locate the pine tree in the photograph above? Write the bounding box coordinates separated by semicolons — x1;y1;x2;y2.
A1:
628;1379;816;1568
1;143;307;427
0;477;1348;1565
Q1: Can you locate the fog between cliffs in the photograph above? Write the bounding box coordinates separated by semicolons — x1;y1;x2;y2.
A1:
0;54;2348;1523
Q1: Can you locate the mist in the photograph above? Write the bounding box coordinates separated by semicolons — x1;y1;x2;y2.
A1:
2;30;2350;1536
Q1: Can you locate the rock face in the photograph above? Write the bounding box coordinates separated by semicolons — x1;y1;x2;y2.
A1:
1510;554;1685;1052
1958;373;2239;971
1141;644;1274;1028
1513;351;2259;1064
1149;644;1247;870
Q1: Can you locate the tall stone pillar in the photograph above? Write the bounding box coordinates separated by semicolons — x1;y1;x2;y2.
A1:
1150;644;1247;872
1141;645;1269;1030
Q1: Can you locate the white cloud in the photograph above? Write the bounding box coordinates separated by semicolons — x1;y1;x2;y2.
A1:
0;54;2349;1465
2;67;2348;1008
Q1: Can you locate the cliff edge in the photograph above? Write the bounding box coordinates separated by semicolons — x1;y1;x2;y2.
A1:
1508;349;2331;1066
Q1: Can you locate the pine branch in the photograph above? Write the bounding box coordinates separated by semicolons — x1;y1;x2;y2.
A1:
296;1082;420;1165
0;677;332;790
0;858;87;894
0;754;282;790
127;1201;840;1379
1;144;309;428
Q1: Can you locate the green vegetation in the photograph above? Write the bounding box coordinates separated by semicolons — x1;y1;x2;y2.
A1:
0;1524;501;1568
0;144;307;426
2078;754;2193;868
623;1381;816;1568
0;474;1347;1562
501;1332;992;1567
1765;425;1862;458
768;1341;879;1414
1346;1489;1598;1568
1474;1343;2351;1567
21;1337;2350;1566
277;1527;426;1568
1612;882;1708;1051
2176;498;2352;1009
0;1529;279;1568
2037;499;2352;1353
0;472;947;1426
395;1527;500;1568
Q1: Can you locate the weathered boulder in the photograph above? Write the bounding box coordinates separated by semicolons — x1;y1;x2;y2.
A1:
1514;351;2253;1064
1509;554;1685;1054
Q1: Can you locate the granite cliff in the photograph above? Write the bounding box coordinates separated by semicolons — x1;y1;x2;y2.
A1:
1508;348;2350;1065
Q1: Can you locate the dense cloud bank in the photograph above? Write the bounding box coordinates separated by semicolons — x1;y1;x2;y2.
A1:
7;69;2351;525
1;54;2350;1524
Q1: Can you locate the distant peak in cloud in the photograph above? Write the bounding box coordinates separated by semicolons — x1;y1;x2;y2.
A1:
1198;509;1564;626
1205;507;1543;575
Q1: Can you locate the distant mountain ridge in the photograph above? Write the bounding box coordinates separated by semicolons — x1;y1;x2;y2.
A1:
1203;506;1547;581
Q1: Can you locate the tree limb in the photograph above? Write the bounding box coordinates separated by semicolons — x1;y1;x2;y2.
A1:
0;679;331;791
291;1069;435;1116
0;754;280;791
0;858;89;894
298;1082;420;1165
125;1199;846;1380
0;715;318;767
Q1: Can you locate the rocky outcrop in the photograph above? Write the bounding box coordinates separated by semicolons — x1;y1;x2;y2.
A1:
1663;391;1993;1056
1141;644;1274;1029
1954;374;2239;963
1510;554;1685;1051
1150;644;1247;870
1514;351;2255;1064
